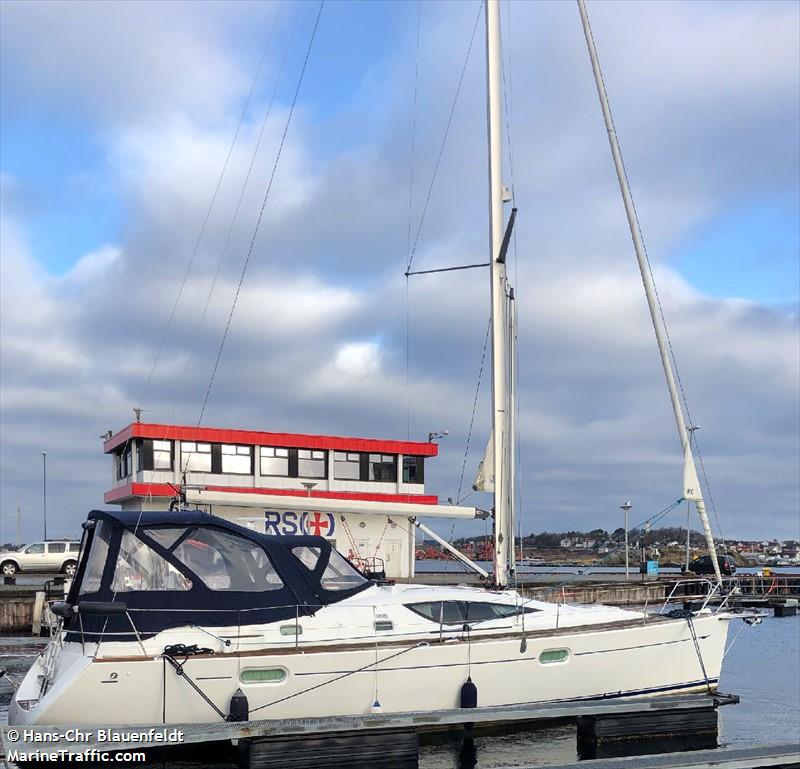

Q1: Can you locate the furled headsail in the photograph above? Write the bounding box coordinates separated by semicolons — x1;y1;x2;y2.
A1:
473;431;495;492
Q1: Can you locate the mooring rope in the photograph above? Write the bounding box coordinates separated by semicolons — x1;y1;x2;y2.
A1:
162;645;227;720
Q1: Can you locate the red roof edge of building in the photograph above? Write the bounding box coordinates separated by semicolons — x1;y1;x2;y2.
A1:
104;482;439;506
103;423;439;457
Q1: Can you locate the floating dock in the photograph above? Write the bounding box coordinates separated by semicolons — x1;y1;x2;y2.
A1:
0;693;735;754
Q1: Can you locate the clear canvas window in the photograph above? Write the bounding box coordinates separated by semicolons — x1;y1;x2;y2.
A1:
221;444;252;474
143;527;187;550
320;549;368;591
260;446;289;476
369;454;396;482
298;449;326;478
82;522;112;593
181;442;212;472
173;528;283;592
111;531;192;592
333;452;360;480
292;546;322;571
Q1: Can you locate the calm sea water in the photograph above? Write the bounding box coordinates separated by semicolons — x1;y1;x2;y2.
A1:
2;614;798;768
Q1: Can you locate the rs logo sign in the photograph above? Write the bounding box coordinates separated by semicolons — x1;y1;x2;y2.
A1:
263;510;337;537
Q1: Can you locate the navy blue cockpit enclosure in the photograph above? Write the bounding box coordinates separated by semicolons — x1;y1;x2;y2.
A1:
64;510;373;641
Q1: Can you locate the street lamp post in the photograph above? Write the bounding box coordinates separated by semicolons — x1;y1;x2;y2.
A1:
620;500;632;581
42;450;48;541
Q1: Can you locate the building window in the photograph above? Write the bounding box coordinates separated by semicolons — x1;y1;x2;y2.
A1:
260;447;290;476
402;456;424;484
181;442;212;473
369;454;396;482
116;444;132;480
298;449;326;479
137;439;173;472
333;452;361;480
153;440;173;470
221;444;252;475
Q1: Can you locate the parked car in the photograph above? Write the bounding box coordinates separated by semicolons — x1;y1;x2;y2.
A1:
683;554;736;576
0;541;81;577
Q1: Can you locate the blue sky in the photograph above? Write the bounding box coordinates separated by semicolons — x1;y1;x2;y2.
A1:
1;0;798;544
671;196;799;305
1;115;123;274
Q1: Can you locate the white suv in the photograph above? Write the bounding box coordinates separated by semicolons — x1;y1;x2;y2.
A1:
0;541;81;577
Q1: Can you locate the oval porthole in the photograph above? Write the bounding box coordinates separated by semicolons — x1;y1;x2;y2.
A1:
539;649;570;664
240;668;287;684
280;624;302;636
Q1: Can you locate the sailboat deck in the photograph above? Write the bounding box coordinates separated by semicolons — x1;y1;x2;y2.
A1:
91;612;681;662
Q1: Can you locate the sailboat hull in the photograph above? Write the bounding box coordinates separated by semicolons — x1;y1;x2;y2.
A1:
10;612;729;727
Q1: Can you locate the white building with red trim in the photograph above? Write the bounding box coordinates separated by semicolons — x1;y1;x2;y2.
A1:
103;422;478;578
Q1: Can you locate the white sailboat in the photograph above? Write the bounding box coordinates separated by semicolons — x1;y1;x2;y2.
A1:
9;0;738;729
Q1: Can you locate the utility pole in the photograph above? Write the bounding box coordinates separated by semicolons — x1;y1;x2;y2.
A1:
42;450;48;540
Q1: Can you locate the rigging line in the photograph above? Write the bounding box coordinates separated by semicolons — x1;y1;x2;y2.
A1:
499;0;516;203
579;3;720;546
194;3;297;373
501;0;524;544
112;7;286;517
136;4;280;413
457;317;491;503
405;277;411;441
197;1;325;426
405;0;483;275
249;642;429;715
147;7;293;495
600;498;682;551
502;0;521;313
512;281;525;552
405;0;422;442
405;0;422;267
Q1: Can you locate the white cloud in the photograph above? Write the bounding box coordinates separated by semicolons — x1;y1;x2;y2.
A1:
0;1;797;544
333;341;381;378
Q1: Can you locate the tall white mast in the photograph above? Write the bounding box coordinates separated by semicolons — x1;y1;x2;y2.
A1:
577;0;722;583
486;0;511;588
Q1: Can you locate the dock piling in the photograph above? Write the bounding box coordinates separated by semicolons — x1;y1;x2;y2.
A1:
242;728;418;769
577;706;719;760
